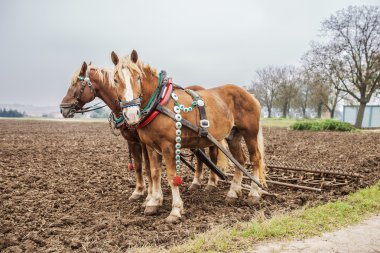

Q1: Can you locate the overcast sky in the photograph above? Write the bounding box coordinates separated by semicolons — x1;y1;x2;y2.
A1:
0;0;379;106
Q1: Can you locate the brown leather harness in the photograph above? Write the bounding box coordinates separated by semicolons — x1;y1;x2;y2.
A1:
60;76;107;115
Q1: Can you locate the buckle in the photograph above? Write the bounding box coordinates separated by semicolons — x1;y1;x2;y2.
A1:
200;119;210;128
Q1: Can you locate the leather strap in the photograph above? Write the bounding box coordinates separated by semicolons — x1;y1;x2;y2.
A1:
137;80;173;128
185;89;209;137
156;103;263;189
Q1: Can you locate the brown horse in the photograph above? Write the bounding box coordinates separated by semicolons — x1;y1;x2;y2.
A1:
113;50;266;223
110;53;229;192
60;62;151;202
60;61;227;204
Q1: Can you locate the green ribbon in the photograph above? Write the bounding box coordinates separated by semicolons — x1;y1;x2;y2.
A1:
139;72;162;116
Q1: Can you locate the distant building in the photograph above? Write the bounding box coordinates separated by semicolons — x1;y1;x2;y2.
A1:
342;105;380;128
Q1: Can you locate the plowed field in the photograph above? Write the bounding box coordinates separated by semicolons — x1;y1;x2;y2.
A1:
1;120;379;252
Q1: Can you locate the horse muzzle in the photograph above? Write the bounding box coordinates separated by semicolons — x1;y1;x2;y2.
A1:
60;103;76;118
60;108;75;118
123;108;141;126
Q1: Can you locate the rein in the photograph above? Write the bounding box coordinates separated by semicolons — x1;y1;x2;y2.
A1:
75;101;107;113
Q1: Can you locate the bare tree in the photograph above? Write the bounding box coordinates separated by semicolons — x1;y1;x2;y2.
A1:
309;77;329;118
294;68;314;118
249;66;281;118
274;66;299;118
301;60;346;118
320;73;347;118
310;6;380;127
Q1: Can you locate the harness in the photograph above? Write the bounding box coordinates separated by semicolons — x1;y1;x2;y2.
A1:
60;73;107;114
137;73;174;128
121;71;209;135
108;113;125;132
119;71;172;129
120;70;263;189
183;89;209;137
120;70;211;185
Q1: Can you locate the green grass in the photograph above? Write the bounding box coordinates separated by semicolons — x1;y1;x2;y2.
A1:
261;118;297;128
130;181;380;253
290;119;356;132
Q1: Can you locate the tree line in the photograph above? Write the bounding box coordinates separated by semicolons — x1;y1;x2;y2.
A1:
0;108;26;117
249;6;380;128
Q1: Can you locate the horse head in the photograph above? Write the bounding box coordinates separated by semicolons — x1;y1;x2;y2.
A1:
60;62;100;118
112;50;145;125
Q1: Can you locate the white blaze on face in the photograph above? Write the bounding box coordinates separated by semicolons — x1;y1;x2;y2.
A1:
122;68;140;124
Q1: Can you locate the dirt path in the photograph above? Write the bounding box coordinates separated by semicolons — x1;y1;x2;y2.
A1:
249;215;380;253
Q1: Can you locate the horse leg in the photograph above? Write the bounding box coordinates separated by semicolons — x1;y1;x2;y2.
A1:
142;144;153;207
226;133;246;204
128;141;145;201
205;140;229;191
205;146;219;191
144;146;163;215
162;143;184;223
242;125;266;205
189;148;205;191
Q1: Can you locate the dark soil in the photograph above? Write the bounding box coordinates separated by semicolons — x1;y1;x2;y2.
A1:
1;120;379;252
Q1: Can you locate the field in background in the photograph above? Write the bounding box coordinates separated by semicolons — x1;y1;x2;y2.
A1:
261;118;297;128
0;117;107;123
1;117;324;129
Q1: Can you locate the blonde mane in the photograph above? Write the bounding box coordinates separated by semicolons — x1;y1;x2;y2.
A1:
143;64;158;77
114;55;158;81
114;55;142;80
70;66;116;88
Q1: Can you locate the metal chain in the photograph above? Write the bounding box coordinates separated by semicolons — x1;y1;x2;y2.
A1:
171;91;204;176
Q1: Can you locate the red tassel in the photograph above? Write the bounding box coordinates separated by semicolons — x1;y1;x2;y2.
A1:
173;175;183;186
128;163;134;171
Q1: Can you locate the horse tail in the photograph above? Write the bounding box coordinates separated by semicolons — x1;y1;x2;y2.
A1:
217;140;229;171
257;123;267;187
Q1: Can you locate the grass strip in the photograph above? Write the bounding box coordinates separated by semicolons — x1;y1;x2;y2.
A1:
131;181;380;253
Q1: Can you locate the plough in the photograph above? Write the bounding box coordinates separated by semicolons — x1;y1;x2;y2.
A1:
180;150;362;193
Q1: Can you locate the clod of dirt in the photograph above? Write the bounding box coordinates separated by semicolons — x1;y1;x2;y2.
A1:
0;235;18;250
70;240;82;250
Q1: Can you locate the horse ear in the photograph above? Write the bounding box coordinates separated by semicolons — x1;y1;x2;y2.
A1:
111;51;119;65
131;49;138;63
88;61;92;66
79;61;87;77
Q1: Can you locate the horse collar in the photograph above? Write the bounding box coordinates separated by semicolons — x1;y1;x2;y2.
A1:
136;74;173;129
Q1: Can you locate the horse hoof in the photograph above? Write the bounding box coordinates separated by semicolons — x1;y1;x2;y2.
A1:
225;196;238;205
205;185;217;192
144;206;159;216
248;195;261;206
165;215;181;224
129;193;144;201
188;183;201;191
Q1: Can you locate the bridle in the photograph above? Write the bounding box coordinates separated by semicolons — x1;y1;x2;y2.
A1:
119;70;172;129
60;74;106;114
119;75;143;109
